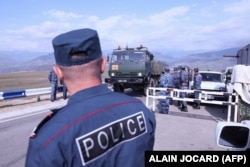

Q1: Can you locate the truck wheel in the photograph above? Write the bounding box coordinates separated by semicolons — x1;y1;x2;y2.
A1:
114;83;124;93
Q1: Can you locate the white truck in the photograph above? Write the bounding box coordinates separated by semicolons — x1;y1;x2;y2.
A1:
199;70;226;100
189;70;226;100
215;64;250;150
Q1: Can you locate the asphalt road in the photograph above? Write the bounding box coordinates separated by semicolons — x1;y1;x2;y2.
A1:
0;89;228;167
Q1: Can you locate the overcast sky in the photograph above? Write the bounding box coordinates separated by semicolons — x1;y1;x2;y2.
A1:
1;0;250;54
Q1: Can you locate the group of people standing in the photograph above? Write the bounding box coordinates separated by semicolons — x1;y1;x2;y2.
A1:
159;66;202;114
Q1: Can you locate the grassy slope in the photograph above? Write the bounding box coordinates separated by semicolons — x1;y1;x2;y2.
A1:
0;71;109;92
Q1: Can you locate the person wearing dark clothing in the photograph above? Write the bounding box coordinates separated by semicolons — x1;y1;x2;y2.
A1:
171;67;180;105
159;67;173;114
179;67;188;112
193;68;202;109
25;28;156;167
172;67;180;90
48;69;58;102
60;80;67;99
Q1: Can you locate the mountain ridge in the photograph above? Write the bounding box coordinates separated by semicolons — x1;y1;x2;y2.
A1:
0;47;240;73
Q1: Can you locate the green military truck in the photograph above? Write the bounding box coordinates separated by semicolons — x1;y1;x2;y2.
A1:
105;45;165;95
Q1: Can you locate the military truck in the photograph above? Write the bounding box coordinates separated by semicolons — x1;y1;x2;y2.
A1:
215;44;250;150
105;45;165;95
223;43;250;92
224;43;250;65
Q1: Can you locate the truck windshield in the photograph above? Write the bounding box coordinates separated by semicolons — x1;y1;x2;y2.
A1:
111;51;145;62
200;73;222;82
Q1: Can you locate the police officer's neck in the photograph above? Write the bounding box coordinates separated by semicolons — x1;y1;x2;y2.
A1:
67;79;102;96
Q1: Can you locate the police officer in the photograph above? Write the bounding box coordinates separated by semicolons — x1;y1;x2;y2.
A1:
172;67;180;90
179;66;189;112
48;68;58;102
60;80;67;100
25;28;156;167
159;67;173;114
172;67;181;106
193;68;202;109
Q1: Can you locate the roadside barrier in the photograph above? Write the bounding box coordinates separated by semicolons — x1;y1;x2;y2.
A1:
0;86;67;100
146;87;239;122
0;83;109;101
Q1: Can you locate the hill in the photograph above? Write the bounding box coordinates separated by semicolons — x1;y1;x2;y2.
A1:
168;48;239;71
0;48;240;73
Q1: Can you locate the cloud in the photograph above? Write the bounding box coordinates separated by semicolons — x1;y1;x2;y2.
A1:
149;6;190;26
223;0;250;14
1;2;250;54
44;9;83;21
0;21;72;51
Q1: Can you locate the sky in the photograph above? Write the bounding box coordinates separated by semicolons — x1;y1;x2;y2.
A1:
1;0;250;55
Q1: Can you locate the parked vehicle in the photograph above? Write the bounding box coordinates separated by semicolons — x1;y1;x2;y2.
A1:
189;70;226;100
215;120;250;151
199;70;226;100
105;45;165;95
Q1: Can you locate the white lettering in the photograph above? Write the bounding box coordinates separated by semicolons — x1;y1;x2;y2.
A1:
119;122;125;138
82;138;94;158
149;155;156;162
180;155;219;162
98;131;109;149
76;112;147;166
137;115;145;132
148;155;178;162
127;119;136;135
224;155;231;162
109;127;119;143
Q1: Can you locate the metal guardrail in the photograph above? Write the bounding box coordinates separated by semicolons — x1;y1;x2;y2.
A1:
146;87;239;122
0;83;109;101
0;87;52;100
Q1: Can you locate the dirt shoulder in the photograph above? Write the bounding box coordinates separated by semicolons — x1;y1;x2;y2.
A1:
0;93;66;114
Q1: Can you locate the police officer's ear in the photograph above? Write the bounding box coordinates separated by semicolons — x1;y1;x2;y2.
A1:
53;65;63;80
100;57;106;74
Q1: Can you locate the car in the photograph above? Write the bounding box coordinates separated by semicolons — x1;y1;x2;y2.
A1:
215;120;250;151
199;71;226;100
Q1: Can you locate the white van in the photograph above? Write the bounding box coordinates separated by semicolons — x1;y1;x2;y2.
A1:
190;70;226;100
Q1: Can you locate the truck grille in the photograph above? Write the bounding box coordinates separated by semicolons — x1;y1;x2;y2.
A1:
116;72;138;77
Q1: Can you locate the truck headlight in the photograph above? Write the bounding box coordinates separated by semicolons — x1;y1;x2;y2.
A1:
138;72;142;76
111;72;115;77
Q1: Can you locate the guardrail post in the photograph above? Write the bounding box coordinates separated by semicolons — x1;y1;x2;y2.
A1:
146;88;149;108
152;88;156;112
227;94;232;122
234;93;239;122
37;95;41;102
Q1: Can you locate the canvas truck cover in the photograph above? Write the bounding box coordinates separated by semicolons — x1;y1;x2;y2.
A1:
231;64;250;104
151;61;164;75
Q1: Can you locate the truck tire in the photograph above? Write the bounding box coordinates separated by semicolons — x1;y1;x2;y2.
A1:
113;83;124;93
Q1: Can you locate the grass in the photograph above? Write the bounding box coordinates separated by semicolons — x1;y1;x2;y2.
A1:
0;70;110;92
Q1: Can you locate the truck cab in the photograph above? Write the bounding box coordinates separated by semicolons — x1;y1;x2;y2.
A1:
105;45;164;95
199;70;226;100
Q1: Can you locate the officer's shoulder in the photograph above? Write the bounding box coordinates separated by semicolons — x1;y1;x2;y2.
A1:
29;107;63;138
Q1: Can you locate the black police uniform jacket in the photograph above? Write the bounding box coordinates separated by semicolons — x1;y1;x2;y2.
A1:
25;84;156;167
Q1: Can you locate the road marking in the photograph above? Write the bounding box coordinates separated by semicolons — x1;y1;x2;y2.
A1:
0;110;50;123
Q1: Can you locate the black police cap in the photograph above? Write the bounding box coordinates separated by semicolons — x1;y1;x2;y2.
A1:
52;28;102;66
